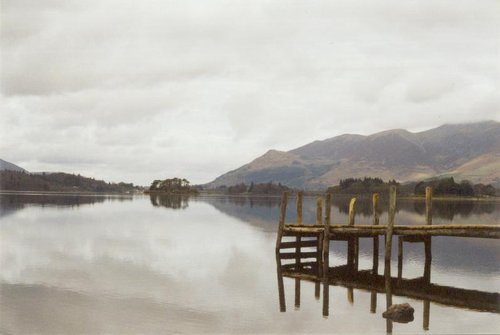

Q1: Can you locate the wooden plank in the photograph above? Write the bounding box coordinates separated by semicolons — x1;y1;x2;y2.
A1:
280;240;320;249
280;251;319;259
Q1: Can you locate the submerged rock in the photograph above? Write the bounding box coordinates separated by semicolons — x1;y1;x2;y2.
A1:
382;303;415;323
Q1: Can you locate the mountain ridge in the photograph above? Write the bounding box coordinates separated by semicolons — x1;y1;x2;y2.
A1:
207;121;500;189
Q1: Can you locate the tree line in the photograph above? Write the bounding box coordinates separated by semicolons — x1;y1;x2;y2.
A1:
0;170;140;193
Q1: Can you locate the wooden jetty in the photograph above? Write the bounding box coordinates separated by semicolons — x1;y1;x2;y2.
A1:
275;186;500;333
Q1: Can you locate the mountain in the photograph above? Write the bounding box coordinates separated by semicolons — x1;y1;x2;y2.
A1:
207;121;500;189
0;159;27;173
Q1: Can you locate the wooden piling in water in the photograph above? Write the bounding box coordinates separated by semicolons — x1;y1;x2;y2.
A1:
295;192;303;265
372;193;380;274
385;186;397;334
316;197;324;271
348;197;358;269
426;186;433;226
275;192;288;252
322;194;331;318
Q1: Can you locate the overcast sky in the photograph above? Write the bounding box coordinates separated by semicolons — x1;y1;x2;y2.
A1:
1;0;499;185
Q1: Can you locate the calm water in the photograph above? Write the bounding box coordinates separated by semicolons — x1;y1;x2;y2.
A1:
1;192;499;334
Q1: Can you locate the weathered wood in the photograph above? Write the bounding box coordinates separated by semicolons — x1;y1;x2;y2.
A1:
322;194;331;264
279;240;319;249
385;186;397;275
282;269;500;313
295;278;301;308
370;291;377;313
347;287;354;304
316;197;323;225
424;237;432;282
322;194;331;318
315;281;320;300
349;197;357;226
296;191;303;225
423;300;430;330
398;237;403;279
276;252;286;312
295;192;303;265
275;192;288;251
280;251;318;259
426;186;433;226
283;224;500;239
385;186;396;334
372;193;380;274
282;261;318;270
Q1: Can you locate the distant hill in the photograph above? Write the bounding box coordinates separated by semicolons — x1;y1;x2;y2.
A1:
207;121;500;189
0;159;27;172
0;170;140;194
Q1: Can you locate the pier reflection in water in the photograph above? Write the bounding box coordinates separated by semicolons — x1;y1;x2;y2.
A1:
276;188;499;333
276;234;500;333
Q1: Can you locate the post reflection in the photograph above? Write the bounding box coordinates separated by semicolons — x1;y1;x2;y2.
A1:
276;235;500;332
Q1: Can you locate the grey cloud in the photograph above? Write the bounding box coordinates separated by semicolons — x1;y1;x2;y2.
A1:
1;0;499;185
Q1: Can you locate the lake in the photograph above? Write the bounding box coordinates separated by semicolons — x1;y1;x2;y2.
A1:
1;192;499;334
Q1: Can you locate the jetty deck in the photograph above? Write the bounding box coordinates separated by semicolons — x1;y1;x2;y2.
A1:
274;187;500;332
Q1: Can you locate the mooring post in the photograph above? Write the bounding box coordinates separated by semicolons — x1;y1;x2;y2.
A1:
316;197;324;275
276;253;286;312
275;192;288;252
372;193;380;274
397;236;403;279
426;186;433;226
322;193;331;318
385;186;397;334
348;197;358;270
296;191;303;225
370;291;377;313
295;278;301;309
424;187;432;282
295;191;303;267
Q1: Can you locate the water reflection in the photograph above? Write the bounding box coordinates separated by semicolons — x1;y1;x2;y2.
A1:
0;193;132;218
197;195;500;228
276;236;500;333
149;194;190;210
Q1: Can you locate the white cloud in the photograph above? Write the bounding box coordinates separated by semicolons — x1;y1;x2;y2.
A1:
1;0;499;185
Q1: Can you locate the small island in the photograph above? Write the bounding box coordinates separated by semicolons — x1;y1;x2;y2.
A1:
145;177;199;195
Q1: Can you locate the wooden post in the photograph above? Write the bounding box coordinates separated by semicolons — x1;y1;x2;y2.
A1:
295;191;303;266
370;291;377;313
423;300;430;330
372;193;380;274
296;191;303;225
385;186;397;277
315;281;320;300
385;186;397;334
322;193;331;318
349;198;359;270
276;253;286;312
275;192;288;252
426;186;433;226
316;197;323;225
424;237;432;283
348;197;356;226
398;236;403;279
323;194;331;266
347;288;354;304
295;278;301;309
371;195;379;314
316;197;324;275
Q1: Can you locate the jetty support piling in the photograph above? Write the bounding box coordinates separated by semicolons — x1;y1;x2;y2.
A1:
372;193;380;274
275;192;288;252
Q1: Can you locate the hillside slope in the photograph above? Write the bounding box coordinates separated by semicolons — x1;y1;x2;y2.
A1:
207;121;500;189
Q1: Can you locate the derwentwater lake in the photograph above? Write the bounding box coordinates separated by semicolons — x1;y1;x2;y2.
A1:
1;192;499;334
